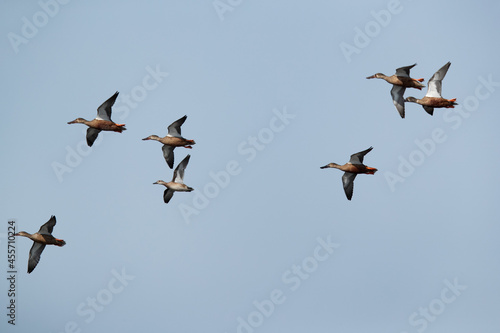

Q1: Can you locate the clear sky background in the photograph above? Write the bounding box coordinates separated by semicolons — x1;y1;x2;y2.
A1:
1;1;499;332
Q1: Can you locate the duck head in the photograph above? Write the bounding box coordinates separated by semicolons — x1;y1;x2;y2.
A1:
320;163;340;169
67;118;87;124
366;73;386;79
13;231;30;238
142;135;160;141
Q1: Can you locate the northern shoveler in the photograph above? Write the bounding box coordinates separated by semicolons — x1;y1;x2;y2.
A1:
367;64;425;118
405;62;457;115
142;115;196;169
320;147;377;200
68;91;126;146
14;216;66;274
153;154;194;204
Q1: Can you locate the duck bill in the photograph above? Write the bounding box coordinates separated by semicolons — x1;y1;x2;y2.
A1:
142;137;151;141
67;120;77;124
320;165;329;169
366;75;376;79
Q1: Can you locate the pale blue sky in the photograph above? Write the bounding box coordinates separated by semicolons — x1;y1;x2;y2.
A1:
1;1;500;332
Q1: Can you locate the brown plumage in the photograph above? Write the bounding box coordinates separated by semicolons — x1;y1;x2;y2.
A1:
14;216;66;273
405;96;457;108
405;62;457;116
68;118;126;132
366;63;425;89
367;64;425;118
320;147;377;201
143;135;195;147
67;91;126;146
367;74;425;89
142;115;196;169
153;154;194;204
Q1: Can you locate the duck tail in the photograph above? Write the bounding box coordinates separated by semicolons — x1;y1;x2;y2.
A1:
114;126;127;132
55;239;66;247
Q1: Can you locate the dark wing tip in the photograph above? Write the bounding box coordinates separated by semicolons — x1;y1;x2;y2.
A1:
178;115;188;125
163;189;174;204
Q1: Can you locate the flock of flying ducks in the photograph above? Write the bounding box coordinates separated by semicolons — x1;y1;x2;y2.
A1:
14;62;457;273
15;92;197;273
321;61;457;200
366;61;457;118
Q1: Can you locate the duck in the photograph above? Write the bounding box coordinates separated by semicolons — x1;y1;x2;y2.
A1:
67;91;126;147
367;64;425;118
405;62;457;115
142;115;196;169
320;147;377;201
153;154;194;204
14;215;66;274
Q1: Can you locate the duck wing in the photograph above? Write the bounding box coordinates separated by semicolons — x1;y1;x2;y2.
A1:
342;172;357;201
38;215;56;235
163;189;174;204
167;115;187;138
349;147;373;164
86;128;101;147
425;62;451;98
27;242;46;273
394;63;416;77
162;145;175;169
423;106;434;116
391;85;406;118
172;154;191;183
96;91;119;121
